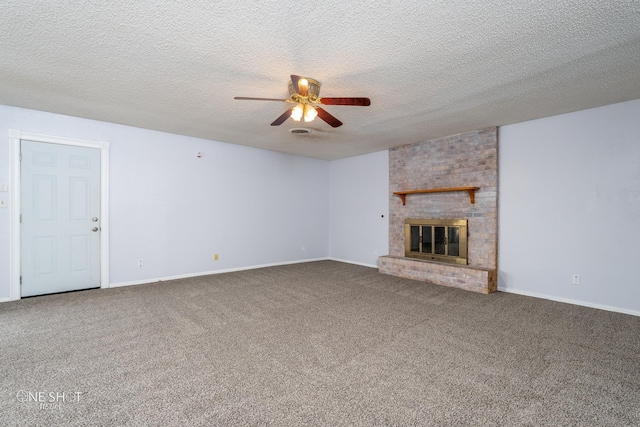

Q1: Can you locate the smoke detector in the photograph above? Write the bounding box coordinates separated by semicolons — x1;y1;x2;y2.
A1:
289;128;312;135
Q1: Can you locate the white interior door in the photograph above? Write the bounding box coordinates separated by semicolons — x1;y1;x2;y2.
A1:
21;140;101;297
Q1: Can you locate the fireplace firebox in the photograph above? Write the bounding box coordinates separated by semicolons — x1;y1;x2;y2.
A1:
404;219;468;265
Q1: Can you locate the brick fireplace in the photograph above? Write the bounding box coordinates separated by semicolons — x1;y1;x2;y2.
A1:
378;128;498;294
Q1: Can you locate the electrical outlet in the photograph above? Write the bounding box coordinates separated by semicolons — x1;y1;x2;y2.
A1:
572;274;580;285
214;254;219;261
301;245;305;252
373;249;378;256
137;259;143;267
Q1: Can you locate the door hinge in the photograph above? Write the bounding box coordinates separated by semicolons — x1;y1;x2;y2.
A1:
20;276;22;285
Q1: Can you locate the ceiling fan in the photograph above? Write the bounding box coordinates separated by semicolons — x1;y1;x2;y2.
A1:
234;75;371;128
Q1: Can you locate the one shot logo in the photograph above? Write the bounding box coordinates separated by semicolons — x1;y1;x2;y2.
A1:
16;390;84;410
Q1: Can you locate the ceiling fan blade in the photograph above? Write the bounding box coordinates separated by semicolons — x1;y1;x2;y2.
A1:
316;107;343;128
319;97;371;106
271;107;294;126
290;75;308;96
234;97;289;102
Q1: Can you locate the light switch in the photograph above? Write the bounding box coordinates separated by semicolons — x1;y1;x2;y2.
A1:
0;182;7;192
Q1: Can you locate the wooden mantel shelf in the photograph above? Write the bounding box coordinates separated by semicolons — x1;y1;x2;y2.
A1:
394;187;480;205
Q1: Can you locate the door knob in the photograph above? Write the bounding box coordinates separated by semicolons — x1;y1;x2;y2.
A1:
92;227;99;232
92;217;99;222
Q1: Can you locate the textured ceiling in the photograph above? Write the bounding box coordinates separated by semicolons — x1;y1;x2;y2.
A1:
1;1;639;160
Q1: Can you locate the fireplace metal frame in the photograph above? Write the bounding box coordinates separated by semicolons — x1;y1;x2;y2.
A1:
404;218;468;265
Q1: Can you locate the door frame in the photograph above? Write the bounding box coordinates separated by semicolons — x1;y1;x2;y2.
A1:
9;130;110;300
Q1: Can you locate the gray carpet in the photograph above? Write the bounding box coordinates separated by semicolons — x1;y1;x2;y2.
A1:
1;260;639;426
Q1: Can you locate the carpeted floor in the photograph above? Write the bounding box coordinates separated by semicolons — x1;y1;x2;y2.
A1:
1;260;639;426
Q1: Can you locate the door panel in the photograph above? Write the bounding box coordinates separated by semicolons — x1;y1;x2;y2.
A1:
21;140;101;297
33;175;56;221
33;236;56;276
70;235;90;272
69;177;90;220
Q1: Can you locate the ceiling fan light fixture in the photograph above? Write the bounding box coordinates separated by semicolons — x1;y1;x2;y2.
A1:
236;74;369;128
291;103;304;121
304;105;318;122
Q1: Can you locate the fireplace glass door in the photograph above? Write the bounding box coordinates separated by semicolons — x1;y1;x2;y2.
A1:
404;219;468;265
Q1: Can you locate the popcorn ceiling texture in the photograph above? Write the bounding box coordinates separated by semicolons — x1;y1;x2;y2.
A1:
379;128;498;294
1;1;640;160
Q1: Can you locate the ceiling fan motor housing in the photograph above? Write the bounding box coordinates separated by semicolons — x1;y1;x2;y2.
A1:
288;77;321;100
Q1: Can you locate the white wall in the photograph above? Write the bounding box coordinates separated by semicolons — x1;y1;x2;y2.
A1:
4;98;639;315
0;105;330;298
329;151;389;267
499;99;640;315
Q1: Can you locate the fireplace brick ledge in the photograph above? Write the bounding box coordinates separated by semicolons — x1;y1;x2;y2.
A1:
378;255;497;294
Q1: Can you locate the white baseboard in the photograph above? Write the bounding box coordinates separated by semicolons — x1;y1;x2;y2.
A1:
108;257;331;289
497;286;640;317
0;296;16;303
327;257;378;269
